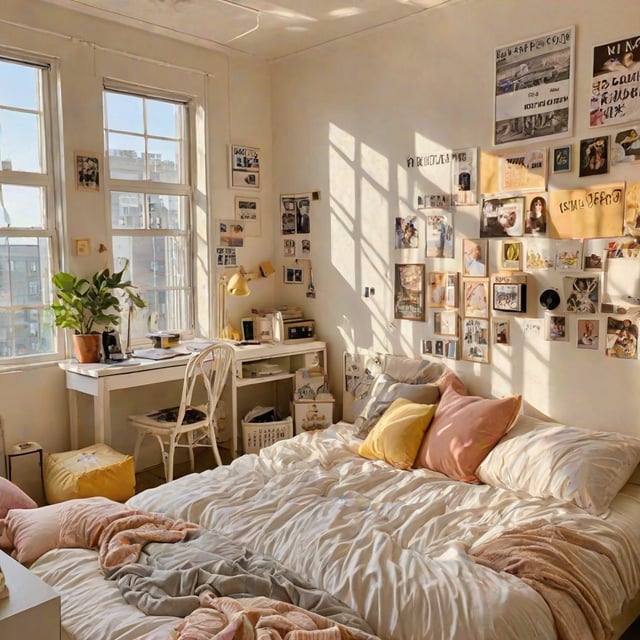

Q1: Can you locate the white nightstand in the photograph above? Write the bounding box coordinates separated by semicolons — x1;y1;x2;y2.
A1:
0;551;61;639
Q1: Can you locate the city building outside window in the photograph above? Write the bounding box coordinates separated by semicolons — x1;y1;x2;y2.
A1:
0;55;61;362
104;87;193;340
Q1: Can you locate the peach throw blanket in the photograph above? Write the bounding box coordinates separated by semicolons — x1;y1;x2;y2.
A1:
175;594;377;640
470;521;619;640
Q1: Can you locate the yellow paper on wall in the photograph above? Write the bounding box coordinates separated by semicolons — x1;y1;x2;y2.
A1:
548;183;625;239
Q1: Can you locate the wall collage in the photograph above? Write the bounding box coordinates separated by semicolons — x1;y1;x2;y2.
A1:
399;26;640;364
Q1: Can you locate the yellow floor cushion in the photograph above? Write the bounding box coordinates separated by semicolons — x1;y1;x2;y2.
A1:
44;444;135;504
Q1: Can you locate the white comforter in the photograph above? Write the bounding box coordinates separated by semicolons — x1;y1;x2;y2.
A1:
31;424;640;640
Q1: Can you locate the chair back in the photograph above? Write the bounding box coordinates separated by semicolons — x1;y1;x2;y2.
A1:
175;343;235;428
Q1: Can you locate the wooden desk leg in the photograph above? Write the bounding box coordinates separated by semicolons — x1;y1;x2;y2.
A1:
68;389;79;450
93;378;109;444
230;379;238;459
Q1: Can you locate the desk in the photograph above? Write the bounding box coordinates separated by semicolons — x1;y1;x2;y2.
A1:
59;340;326;459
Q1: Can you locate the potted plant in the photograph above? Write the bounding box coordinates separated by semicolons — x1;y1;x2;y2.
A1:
51;261;146;363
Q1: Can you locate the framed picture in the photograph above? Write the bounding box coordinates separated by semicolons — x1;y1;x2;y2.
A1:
494;26;574;146
74;151;100;191
394;263;425;322
421;339;433;355
284;266;304;284
501;241;522;270
463;278;489;319
462;318;490;364
578;136;609;177
234;196;260;236
434;310;458;336
492;281;526;313
462;238;488;277
553;145;572;172
395;215;419;249
218;219;244;247
427;272;447;308
445;340;459;360
481;195;525;237
523;193;549;236
493;319;510;345
545;313;568;341
498;148;547;192
605;317;638;359
577;318;599;350
417;193;451;209
425;213;454;258
230;144;260;189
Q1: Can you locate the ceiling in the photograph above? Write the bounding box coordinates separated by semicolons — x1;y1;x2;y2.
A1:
39;0;455;61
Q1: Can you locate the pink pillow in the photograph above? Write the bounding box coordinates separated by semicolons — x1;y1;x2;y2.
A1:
414;383;521;482
3;496;138;565
0;476;37;518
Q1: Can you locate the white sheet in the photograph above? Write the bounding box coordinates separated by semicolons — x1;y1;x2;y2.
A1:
31;423;640;640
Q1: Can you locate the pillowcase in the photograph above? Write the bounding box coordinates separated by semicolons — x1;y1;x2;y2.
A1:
0;476;37;518
414;383;521;482
3;496;138;565
383;355;446;384
476;414;640;516
353;373;440;439
359;398;436;470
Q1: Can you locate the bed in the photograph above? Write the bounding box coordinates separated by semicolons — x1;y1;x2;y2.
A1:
3;356;640;640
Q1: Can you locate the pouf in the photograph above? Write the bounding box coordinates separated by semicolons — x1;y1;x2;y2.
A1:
44;444;135;504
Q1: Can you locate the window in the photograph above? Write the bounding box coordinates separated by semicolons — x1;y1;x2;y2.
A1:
104;89;192;338
0;56;60;362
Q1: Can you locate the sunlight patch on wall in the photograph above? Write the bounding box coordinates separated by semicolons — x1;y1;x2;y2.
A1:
360;141;389;191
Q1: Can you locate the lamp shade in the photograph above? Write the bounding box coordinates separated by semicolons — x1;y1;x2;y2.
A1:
227;271;251;296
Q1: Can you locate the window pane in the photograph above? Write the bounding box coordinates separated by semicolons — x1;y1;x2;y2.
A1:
0;237;53;306
0;108;43;173
143;289;190;333
146;99;181;138
107;132;145;179
113;235;188;288
0;60;39;110
0;185;46;229
111;191;144;229
149;194;186;230
148;138;180;183
0;308;55;358
105;92;143;134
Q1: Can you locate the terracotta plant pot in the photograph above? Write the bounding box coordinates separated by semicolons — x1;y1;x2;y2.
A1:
73;334;102;363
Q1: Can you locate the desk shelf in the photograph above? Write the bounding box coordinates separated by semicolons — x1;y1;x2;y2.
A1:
235;372;295;388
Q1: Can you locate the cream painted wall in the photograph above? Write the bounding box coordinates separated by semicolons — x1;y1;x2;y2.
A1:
270;0;640;436
0;0;274;492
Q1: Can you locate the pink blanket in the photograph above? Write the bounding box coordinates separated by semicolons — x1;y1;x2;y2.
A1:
175;594;378;640
470;521;619;640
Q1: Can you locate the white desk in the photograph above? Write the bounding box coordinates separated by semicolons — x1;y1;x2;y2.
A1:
59;340;327;459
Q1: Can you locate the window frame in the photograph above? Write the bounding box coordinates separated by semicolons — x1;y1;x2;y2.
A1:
103;83;196;343
0;50;64;366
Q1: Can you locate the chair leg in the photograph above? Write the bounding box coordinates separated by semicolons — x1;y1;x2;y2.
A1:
166;437;176;483
209;422;223;467
133;428;146;472
187;431;195;473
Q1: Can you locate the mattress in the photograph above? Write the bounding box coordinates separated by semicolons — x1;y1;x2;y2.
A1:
30;423;640;640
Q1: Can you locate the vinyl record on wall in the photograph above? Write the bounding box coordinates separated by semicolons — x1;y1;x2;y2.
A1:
539;289;560;310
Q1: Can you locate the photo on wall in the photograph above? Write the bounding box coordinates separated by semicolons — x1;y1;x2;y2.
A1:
463;278;489;319
578;136;609;177
480;195;525;237
395;215;419;249
462;318;490;364
523;193;549;236
493;319;510;345
577;318;599;350
605;317;638;359
428;271;459;309
612;128;640;165
563;276;599;313
462;238;488;277
425;213;454;258
545;314;568;341
394;263;425;321
451;147;478;206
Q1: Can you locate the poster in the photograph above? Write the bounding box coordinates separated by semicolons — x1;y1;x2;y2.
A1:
494;26;574;146
548;183;625;239
591;34;640;128
499;148;547;191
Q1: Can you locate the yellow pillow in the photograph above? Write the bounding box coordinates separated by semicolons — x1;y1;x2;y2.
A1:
358;398;436;470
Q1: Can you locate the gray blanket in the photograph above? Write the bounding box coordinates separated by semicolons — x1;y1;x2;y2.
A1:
107;528;375;635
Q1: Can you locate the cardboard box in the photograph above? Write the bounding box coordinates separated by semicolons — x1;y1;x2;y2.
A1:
293;399;335;434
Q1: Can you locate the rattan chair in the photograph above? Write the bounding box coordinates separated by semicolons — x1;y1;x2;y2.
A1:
129;342;234;482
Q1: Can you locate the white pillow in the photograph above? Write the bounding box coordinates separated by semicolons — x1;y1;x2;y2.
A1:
476;414;640;516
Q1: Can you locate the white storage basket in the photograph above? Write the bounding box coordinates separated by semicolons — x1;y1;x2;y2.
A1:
241;416;293;454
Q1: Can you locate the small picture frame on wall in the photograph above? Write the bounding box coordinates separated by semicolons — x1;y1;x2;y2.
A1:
74;151;100;191
501;240;522;270
284;266;304;284
461;318;490;364
493;319;510;345
492;281;527;313
552;145;572;173
234;196;260;236
394;263;426;322
230;144;261;189
578;136;609;177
